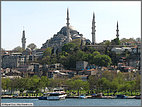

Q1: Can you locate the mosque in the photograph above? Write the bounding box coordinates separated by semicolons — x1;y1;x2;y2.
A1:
41;8;96;50
21;8;120;52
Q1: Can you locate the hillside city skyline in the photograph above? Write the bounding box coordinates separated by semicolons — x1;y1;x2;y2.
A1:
1;2;141;104
2;1;140;50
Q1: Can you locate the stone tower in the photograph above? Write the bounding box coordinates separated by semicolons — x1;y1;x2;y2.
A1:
66;8;72;43
116;21;119;39
92;12;96;45
22;29;26;50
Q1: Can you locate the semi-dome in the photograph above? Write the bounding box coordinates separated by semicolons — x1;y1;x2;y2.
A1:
73;34;80;38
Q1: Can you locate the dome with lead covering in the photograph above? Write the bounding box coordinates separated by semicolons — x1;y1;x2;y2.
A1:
58;26;78;36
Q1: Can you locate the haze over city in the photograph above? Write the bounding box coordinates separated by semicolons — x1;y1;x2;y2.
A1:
2;1;141;50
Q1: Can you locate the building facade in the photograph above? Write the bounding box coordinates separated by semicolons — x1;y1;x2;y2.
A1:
76;61;88;71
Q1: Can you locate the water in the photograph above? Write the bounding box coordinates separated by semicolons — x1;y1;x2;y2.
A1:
1;98;141;106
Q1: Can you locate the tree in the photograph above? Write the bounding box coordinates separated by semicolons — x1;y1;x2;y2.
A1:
102;71;116;81
126;81;136;95
75;50;86;61
135;74;140;91
38;76;49;92
43;47;52;56
111;38;120;45
49;78;66;88
12;46;24;52
70;38;81;46
12;77;23;92
65;76;89;96
82;46;95;53
71;79;85;95
18;78;29;93
50;56;58;64
67;54;77;69
59;50;87;70
104;40;111;46
65;79;74;90
27;43;37;50
92;51;100;56
120;38;136;44
109;51;118;66
2;78;11;91
88;75;98;93
81;81;89;92
9;78;20;94
98;77;111;93
40;56;51;65
24;78;34;91
26;75;40;92
86;53;94;64
110;78;119;92
62;43;76;53
59;55;68;68
93;54;112;67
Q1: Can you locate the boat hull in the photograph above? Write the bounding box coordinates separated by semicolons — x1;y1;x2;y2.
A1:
116;95;127;99
38;97;47;100
38;94;67;100
47;95;66;100
79;96;87;99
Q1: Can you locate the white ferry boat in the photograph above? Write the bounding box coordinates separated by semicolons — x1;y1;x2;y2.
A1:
38;91;67;100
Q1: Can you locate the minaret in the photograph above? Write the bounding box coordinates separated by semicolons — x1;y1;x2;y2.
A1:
116;21;119;39
22;28;26;50
92;12;96;45
66;8;72;43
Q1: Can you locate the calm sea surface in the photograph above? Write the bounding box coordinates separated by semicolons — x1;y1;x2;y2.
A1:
1;98;141;106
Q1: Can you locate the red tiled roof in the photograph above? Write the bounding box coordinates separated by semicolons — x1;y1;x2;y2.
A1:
84;69;97;72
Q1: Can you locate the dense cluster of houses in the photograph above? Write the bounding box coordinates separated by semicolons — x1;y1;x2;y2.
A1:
1;43;140;80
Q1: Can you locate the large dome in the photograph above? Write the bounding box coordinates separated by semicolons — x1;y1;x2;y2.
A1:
58;26;79;36
60;26;77;31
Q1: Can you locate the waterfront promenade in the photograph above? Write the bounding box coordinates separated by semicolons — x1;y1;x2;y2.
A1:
1;95;137;99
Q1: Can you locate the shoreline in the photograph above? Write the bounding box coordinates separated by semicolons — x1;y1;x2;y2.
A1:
1;96;140;99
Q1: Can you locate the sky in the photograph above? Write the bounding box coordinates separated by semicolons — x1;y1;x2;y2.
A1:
2;1;141;50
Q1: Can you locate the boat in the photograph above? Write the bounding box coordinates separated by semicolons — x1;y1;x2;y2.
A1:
134;95;141;99
79;94;87;99
91;93;97;98
38;93;49;100
38;91;67;100
91;93;103;98
116;95;127;99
